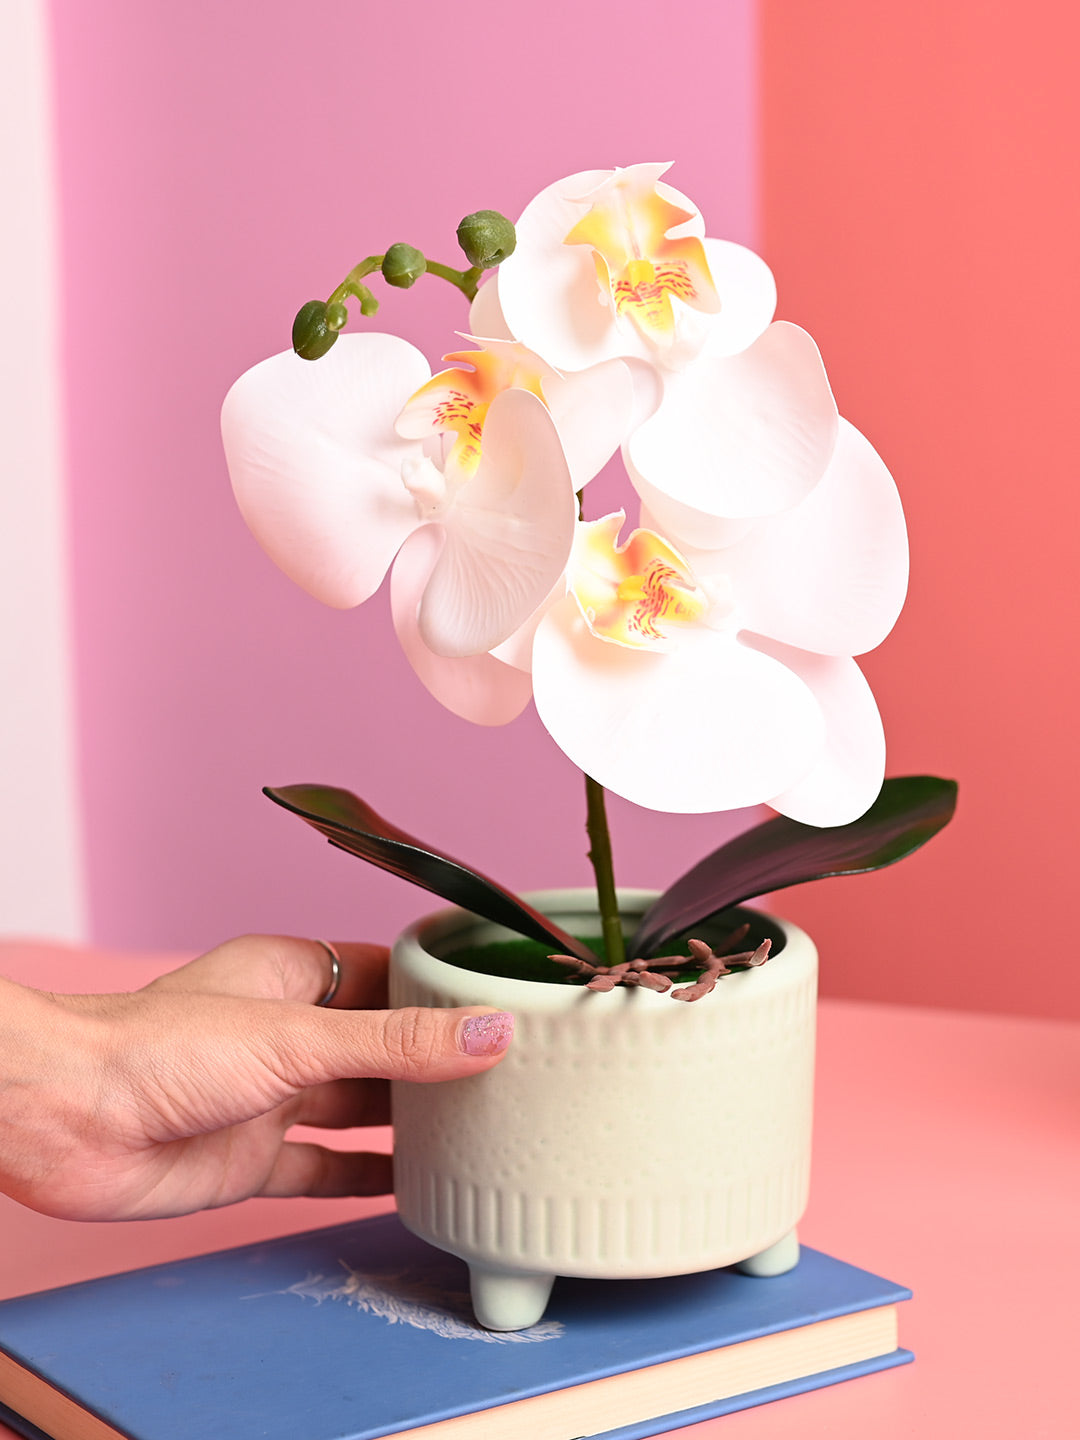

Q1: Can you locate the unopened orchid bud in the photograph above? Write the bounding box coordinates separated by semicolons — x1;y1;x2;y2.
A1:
382;243;427;289
456;210;516;269
292;300;337;361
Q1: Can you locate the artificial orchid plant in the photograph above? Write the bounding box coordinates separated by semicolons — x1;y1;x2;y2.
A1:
222;163;956;997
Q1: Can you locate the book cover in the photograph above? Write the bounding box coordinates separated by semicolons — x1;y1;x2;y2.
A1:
0;1213;912;1440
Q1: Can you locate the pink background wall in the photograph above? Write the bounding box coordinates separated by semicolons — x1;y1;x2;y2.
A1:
39;1;1080;1020
48;1;759;956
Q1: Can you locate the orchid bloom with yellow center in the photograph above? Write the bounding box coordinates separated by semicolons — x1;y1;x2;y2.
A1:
567;514;710;650
394;335;633;493
396;342;547;484
440;420;904;825
222;329;634;725
492;162;851;527
563;166;722;348
497;162;763;374
222;332;582;727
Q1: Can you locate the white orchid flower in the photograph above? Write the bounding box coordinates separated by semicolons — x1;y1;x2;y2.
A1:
525;421;908;822
221;332;627;723
494;162;843;524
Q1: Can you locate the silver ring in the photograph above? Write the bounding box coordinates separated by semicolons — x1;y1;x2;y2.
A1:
314;940;342;1007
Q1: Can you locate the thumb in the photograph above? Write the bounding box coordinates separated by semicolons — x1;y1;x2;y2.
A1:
262;1005;515;1089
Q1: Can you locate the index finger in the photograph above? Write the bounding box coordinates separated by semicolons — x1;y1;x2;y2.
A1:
313;941;389;1010
145;936;390;1009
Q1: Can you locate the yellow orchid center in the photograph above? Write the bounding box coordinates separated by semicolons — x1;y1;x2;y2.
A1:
395;342;549;484
563;166;721;347
570;514;708;650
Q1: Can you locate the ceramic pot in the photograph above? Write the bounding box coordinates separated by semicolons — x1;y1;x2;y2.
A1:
389;888;817;1330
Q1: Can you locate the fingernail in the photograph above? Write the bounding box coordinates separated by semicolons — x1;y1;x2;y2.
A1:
458;1012;515;1057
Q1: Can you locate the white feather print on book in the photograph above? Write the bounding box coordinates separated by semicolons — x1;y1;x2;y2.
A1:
274;1263;565;1344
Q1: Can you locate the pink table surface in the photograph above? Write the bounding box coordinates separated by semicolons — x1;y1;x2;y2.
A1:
1;942;1078;1438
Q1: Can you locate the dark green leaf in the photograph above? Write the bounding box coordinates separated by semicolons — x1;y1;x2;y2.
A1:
264;784;597;963
631;776;958;958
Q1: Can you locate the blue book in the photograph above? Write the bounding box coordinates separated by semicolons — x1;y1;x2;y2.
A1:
0;1213;911;1440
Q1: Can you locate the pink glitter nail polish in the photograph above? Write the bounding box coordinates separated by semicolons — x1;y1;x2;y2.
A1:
459;1012;515;1056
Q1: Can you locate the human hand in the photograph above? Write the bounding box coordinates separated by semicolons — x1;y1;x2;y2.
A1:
0;936;513;1221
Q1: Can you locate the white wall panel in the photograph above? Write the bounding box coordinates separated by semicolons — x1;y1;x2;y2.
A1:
0;0;85;939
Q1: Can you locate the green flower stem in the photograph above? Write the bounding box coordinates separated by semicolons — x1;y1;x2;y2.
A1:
329;256;383;308
577;490;625;962
585;773;625;968
328;256;483;311
423;259;484;301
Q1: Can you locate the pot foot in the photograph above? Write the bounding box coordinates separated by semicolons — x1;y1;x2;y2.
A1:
735;1228;800;1277
469;1265;556;1331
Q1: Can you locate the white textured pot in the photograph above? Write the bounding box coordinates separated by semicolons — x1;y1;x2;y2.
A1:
390;888;817;1330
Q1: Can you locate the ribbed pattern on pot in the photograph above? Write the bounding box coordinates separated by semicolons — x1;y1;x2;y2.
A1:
394;1152;812;1277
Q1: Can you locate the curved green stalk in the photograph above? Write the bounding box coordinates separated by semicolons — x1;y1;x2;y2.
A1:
585;774;625;967
328;255;482;311
423;259;484;300
328;256;383;308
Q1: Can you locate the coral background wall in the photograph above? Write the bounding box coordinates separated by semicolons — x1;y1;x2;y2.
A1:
2;0;1077;1020
759;0;1080;1018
